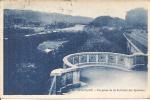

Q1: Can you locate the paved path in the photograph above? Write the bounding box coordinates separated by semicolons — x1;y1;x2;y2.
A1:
67;66;147;96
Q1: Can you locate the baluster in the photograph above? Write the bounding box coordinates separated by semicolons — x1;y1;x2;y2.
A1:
106;54;108;63
87;54;89;63
96;54;98;62
72;56;75;64
116;55;118;65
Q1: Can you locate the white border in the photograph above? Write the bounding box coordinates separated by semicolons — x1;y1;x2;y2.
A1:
0;0;150;99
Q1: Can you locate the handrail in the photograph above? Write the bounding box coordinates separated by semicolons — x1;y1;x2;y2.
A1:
63;52;147;71
49;52;147;94
63;52;125;69
49;75;56;95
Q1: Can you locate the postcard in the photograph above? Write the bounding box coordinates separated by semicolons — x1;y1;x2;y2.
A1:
0;0;150;99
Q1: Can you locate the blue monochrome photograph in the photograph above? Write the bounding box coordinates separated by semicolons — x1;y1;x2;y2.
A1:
3;0;148;97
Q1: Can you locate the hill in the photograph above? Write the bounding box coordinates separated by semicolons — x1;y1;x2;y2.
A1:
4;9;93;27
89;16;126;28
79;16;127;53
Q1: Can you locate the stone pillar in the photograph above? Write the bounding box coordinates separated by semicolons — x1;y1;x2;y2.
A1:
78;55;80;64
50;68;64;94
115;55;118;65
73;70;80;84
125;57;133;69
72;56;75;64
106;54;108;63
77;55;80;65
96;54;99;62
87;54;89;63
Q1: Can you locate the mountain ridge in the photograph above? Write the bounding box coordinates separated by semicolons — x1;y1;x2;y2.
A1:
4;9;93;25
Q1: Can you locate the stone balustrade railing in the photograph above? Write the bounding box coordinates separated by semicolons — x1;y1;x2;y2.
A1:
49;52;147;94
63;52;147;70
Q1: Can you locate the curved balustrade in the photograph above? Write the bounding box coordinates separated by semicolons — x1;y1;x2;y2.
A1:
49;52;147;94
63;52;147;71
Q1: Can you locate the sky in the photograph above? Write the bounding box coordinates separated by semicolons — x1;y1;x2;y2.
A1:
4;0;148;19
